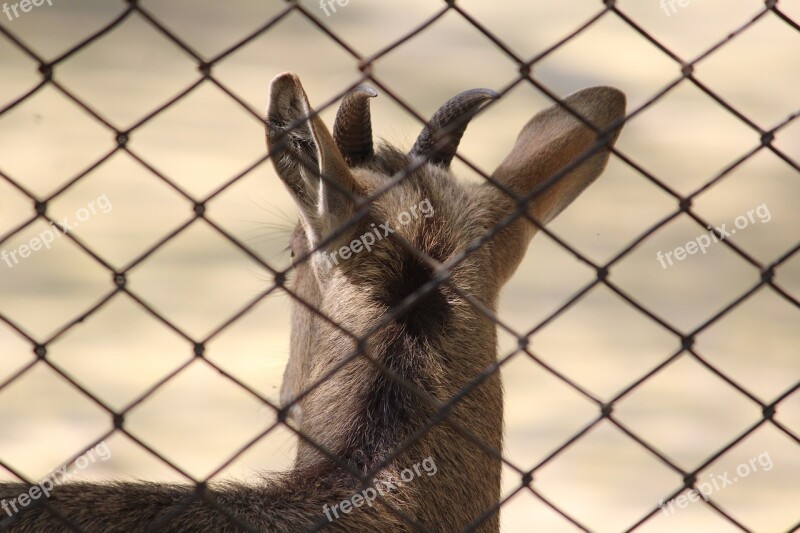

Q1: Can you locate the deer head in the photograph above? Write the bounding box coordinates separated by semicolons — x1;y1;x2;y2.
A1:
266;72;625;528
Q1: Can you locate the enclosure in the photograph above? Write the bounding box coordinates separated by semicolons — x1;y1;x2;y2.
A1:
0;0;799;531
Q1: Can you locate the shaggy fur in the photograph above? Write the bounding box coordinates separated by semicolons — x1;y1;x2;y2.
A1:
0;73;624;532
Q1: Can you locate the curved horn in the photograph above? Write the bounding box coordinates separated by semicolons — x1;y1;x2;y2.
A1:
333;85;378;167
410;88;499;168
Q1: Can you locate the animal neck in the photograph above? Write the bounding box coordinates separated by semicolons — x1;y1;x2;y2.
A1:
294;286;504;530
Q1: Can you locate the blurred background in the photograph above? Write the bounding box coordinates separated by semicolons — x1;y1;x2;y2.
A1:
0;1;798;531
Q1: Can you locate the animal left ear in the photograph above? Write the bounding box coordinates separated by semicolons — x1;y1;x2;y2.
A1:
266;72;357;247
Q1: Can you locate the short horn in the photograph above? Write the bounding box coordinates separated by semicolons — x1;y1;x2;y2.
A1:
410;88;499;168
333;85;378;167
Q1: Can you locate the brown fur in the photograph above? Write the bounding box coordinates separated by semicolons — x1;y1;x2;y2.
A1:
0;73;625;532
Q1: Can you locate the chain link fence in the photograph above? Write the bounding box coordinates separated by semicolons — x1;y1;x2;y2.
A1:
0;0;798;531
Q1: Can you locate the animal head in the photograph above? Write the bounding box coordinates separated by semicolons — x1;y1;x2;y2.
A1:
265;72;625;432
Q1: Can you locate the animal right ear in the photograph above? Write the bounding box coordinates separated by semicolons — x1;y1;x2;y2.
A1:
265;73;358;248
487;87;626;283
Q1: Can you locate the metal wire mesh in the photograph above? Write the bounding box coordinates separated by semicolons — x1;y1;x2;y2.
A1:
0;0;798;531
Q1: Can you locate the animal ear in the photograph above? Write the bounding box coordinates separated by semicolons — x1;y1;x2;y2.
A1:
265;72;357;247
487;87;626;282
